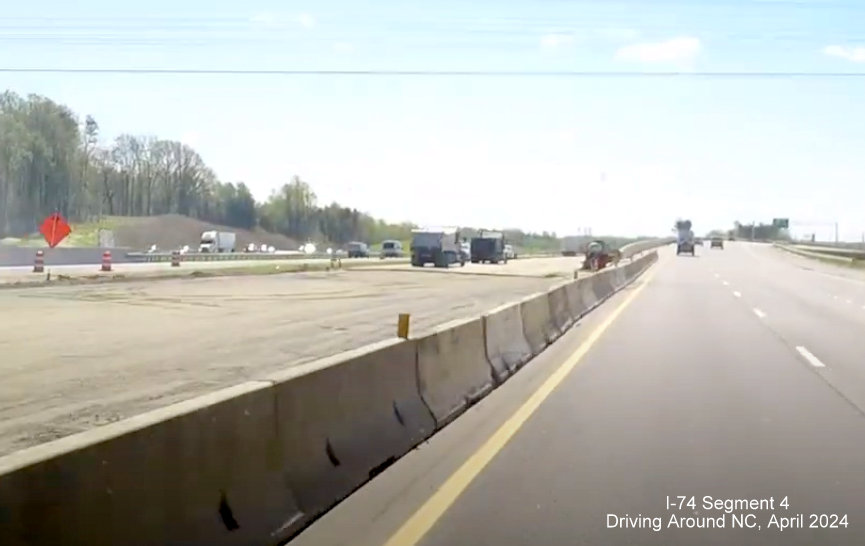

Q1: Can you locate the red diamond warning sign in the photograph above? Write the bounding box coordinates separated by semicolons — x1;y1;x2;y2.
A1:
39;213;72;248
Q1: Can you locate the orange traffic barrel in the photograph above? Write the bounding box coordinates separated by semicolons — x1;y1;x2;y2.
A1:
33;250;45;273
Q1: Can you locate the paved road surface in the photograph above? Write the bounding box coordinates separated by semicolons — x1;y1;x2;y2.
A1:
0;266;575;456
293;242;865;546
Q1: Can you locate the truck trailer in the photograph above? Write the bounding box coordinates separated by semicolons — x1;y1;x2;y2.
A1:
561;236;582;256
410;227;465;268
470;230;507;264
199;230;236;253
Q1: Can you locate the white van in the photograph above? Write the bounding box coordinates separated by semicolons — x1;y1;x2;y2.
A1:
380;240;404;258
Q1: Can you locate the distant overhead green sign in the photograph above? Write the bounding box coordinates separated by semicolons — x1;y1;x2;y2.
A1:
772;218;789;229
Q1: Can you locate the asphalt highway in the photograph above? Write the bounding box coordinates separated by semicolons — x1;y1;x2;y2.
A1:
292;242;865;546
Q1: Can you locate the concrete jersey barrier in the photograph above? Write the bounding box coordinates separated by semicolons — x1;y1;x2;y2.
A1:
484;302;533;382
548;282;574;334
519;291;558;354
629;251;657;278
0;381;300;546
565;278;589;320
578;275;600;314
268;339;435;525
416;317;495;427
612;265;627;290
591;269;616;303
618;237;674;261
0;338;438;546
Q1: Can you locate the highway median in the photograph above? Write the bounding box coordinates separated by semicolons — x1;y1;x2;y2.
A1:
0;250;660;546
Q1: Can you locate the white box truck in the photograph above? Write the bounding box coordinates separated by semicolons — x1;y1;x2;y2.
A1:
561;236;583;256
199;230;236;253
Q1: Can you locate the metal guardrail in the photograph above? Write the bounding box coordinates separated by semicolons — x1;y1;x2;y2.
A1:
773;243;857;264
786;244;865;260
789;240;865;251
125;250;561;264
126;251;362;263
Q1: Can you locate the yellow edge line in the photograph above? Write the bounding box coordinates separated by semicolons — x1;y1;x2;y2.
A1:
383;260;662;546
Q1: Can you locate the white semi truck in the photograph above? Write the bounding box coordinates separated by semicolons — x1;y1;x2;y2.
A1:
199;230;236;253
561;236;583;256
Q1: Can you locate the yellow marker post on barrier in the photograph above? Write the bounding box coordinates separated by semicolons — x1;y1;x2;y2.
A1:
397;313;411;339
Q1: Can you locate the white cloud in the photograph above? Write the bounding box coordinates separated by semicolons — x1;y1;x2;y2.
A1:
298;13;316;28
822;45;865;63
540;33;575;49
332;42;355;54
615;37;702;63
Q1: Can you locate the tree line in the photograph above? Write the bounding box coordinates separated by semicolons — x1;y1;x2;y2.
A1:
0;90;559;249
730;221;790;241
701;222;791;241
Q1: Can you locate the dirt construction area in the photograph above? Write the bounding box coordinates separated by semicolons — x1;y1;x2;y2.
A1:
0;259;584;457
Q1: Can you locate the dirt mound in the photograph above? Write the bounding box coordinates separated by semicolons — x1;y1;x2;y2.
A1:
112;214;299;251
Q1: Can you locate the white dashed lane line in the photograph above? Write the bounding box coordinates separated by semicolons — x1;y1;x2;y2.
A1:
753;308;767;319
722;281;730;286
796;346;827;368
733;291;742;298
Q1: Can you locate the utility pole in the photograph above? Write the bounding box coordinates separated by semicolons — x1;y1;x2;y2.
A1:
835;222;839;244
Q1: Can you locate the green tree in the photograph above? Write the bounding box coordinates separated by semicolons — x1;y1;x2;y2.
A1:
0;87;571;248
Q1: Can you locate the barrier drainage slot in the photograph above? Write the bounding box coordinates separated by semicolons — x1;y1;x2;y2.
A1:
218;490;240;531
393;401;406;426
369;456;397;480
326;439;341;466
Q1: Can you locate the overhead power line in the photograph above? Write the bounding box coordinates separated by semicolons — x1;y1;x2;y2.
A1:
1;68;865;78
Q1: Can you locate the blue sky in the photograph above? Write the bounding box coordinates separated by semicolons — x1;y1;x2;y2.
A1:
4;0;865;239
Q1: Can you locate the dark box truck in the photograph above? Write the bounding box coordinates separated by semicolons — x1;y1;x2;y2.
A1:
470;230;507;264
410;228;466;268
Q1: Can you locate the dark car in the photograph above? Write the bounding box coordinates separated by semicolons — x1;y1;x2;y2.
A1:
347;241;370;258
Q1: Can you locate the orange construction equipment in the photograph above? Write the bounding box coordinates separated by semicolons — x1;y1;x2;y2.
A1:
581;240;620;272
33;250;45;273
101;250;112;272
